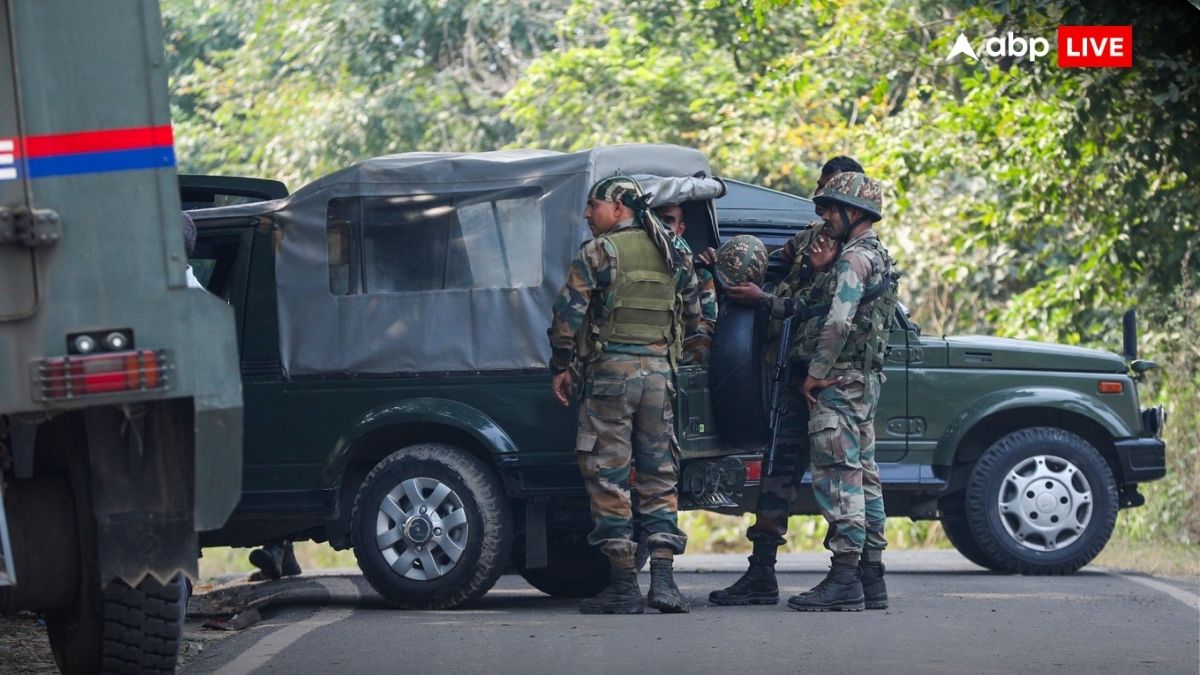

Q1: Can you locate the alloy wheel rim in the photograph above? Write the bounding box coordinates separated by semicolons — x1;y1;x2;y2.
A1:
997;454;1093;552
376;476;469;581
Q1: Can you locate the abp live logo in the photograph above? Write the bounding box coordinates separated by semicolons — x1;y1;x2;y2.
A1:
947;25;1132;69
1058;26;1132;68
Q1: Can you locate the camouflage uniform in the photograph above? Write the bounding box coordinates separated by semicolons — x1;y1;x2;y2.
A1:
746;225;826;547
681;265;717;365
804;227;893;558
783;170;897;612
549;218;701;569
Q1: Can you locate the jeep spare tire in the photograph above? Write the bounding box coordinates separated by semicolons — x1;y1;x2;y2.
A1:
709;303;770;447
351;443;512;609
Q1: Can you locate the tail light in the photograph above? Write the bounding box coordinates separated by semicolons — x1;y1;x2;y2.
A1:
34;349;170;401
743;459;763;482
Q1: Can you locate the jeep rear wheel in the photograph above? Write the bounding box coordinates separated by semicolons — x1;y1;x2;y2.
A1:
351;443;512;609
965;427;1118;575
518;530;610;598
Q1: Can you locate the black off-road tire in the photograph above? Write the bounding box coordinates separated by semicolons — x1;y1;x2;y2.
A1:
47;574;187;675
351;443;512;609
938;495;1005;572
965;427;1118;575
710;303;770;447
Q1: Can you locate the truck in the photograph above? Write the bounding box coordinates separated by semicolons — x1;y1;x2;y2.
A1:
0;1;242;672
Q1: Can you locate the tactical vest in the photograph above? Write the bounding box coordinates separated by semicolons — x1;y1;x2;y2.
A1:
576;228;679;362
766;227;819;344
839;236;900;371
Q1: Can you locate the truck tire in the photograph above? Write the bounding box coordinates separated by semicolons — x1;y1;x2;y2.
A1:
938;495;1004;572
351;443;512;609
517;530;610;598
709;303;770;447
964;427;1118;575
46;574;187;675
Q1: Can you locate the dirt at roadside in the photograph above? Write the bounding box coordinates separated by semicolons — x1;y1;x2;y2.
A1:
0;613;55;673
0;610;236;673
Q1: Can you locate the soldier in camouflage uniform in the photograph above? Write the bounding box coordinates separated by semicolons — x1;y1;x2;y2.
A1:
709;157;864;606
655;204;718;365
786;171;898;612
549;175;702;615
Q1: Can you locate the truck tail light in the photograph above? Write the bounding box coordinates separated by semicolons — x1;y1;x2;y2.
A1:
35;350;169;400
1098;381;1124;394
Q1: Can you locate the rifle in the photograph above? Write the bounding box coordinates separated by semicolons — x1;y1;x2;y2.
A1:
764;314;797;478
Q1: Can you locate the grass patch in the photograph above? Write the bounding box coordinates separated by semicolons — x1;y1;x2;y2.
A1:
200;543;357;581
1094;538;1200;581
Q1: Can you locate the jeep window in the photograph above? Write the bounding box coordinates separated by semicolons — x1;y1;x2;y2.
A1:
190;235;242;300
326;188;543;295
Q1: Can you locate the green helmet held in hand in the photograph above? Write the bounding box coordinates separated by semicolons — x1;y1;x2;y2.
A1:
714;234;768;287
812;171;883;222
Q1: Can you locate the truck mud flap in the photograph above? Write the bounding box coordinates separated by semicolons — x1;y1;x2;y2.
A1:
84;400;198;586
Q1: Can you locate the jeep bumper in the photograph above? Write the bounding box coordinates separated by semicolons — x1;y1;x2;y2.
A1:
1114;437;1166;483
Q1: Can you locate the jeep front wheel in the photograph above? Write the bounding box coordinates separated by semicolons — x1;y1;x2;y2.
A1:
938;494;1004;572
351;443;512;609
965;427;1118;575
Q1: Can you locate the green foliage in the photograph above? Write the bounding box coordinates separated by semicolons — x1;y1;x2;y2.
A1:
163;0;562;187
679;512;949;553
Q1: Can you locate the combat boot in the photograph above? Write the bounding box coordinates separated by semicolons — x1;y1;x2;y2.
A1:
786;556;865;612
281;541;303;577
579;568;644;615
708;551;778;606
647;559;690;613
859;553;887;610
248;543;284;581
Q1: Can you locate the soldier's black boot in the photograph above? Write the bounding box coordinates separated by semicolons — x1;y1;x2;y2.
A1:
786;555;865;612
708;546;779;606
647;559;690;613
281;541;302;577
579;568;644;615
859;550;887;610
248;543;284;581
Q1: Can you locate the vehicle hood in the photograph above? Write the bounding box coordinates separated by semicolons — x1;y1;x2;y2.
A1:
941;335;1126;373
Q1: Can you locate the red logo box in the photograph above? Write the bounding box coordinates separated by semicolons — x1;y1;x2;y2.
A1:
1057;26;1133;68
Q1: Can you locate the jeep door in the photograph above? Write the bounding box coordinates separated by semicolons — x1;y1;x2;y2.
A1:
875;310;910;463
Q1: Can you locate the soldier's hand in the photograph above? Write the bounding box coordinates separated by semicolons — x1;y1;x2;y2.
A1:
551;371;575;407
725;282;766;306
802;373;841;406
697;247;718;266
809;234;837;271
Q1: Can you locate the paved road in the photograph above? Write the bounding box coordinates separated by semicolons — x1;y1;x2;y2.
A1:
182;551;1199;675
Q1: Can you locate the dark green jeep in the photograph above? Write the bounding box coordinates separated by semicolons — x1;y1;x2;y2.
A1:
185;146;750;608
183;149;1165;609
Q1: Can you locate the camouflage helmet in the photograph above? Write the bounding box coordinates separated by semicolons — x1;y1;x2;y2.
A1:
588;174;644;204
812;171;883;222
715;235;768;287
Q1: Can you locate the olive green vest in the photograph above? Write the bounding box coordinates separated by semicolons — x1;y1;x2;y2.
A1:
836;236;899;371
576;228;678;360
